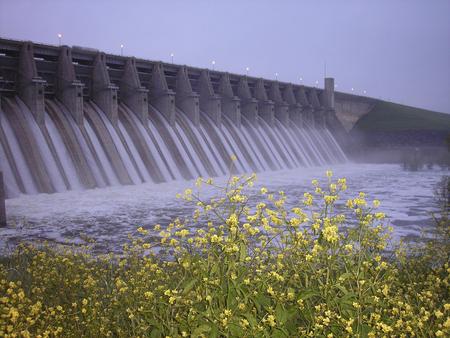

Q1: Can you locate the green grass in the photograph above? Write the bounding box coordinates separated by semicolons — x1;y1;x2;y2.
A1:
352;101;450;132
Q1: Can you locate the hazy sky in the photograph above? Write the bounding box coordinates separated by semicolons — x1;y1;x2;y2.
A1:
1;0;449;113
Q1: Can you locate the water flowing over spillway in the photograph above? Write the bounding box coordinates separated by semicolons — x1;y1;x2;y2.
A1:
0;97;347;198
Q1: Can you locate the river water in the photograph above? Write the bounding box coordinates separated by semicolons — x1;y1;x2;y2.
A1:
1;163;447;254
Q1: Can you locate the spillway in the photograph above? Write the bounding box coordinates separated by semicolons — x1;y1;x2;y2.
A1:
0;95;347;199
0;38;349;199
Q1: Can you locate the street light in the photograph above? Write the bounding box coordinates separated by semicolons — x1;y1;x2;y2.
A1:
275;72;278;80
120;44;124;56
57;33;62;46
315;80;319;87
246;67;250;75
363;90;367;94
351;87;354;92
170;53;174;64
299;77;303;83
211;60;216;70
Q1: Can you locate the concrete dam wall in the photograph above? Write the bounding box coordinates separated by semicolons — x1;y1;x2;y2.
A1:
0;38;348;198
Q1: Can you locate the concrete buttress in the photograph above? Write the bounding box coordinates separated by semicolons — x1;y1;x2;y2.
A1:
198;69;221;126
268;81;289;125
120;57;149;123
148;62;176;126
254;79;275;126
92;53;118;124
18;42;46;125
175;66;200;126
57;46;84;125
0;171;5;227
308;88;326;128
283;84;303;126
218;73;241;127
295;86;315;127
237;76;258;123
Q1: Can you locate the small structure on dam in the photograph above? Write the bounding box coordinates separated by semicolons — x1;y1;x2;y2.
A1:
0;38;352;200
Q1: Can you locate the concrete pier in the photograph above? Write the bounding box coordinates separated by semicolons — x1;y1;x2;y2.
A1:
282;84;303;126
0;172;6;227
18;42;46;125
175;66;200;126
92;53;118;124
323;77;338;128
149;62;176;126
309;88;326;127
199;69;221;126
120;57;149;123
268;81;289;125
218;73;241;127
255;79;275;126
237;76;258;123
57;46;84;125
295;86;314;127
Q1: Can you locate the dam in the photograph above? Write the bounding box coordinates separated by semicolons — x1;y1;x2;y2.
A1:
0;38;348;199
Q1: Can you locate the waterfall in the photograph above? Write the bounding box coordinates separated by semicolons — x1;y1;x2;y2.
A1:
0;96;347;198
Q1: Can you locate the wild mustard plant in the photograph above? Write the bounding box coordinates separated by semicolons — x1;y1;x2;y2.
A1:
0;170;449;337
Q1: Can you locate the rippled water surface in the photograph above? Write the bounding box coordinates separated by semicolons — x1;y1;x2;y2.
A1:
1;164;448;253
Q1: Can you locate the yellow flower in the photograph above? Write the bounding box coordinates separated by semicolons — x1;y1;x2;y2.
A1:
303;192;313;206
443;317;450;328
322;224;339;243
8;307;19;323
266;314;276;327
324;195;337;205
344;244;353;252
326;170;333;178
240;318;250;328
137;226;148;235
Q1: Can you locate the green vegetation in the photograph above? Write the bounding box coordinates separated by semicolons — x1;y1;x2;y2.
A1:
353;101;450;132
1;171;449;337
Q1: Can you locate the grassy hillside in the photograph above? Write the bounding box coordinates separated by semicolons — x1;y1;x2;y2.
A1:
352;101;450;132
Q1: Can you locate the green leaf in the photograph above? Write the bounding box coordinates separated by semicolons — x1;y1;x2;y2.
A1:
271;328;289;338
299;289;320;300
338;272;353;281
239;242;247;262
182;278;197;295
243;312;258;328
191;324;211;337
149;329;162;338
275;303;288;325
255;294;271;309
229;323;243;337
